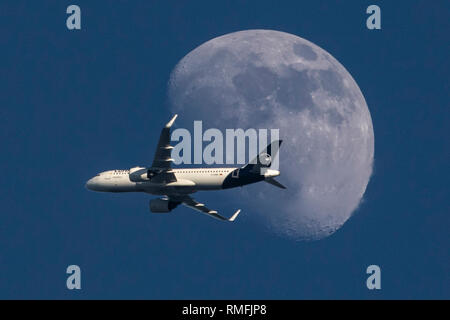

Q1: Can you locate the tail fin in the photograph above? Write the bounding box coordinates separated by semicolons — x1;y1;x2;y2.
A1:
243;140;282;172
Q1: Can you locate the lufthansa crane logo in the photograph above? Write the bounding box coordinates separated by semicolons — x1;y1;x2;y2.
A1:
259;153;272;166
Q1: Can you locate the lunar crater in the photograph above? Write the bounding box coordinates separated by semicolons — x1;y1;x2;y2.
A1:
293;43;318;61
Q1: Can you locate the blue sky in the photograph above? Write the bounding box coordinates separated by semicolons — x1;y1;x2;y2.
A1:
0;0;448;299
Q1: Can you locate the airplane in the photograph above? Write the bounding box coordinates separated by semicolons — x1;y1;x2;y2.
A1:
85;115;285;222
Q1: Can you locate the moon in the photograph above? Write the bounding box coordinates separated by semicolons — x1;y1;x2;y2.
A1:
168;30;374;240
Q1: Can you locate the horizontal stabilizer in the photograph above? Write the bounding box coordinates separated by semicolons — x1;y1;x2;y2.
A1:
265;178;286;189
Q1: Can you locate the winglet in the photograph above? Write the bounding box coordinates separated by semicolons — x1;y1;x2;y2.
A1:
228;209;241;222
165;114;178;128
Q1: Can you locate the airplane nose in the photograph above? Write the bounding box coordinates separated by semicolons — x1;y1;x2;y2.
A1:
85;178;95;190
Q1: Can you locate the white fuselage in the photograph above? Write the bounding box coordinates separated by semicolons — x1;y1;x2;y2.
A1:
85;167;244;195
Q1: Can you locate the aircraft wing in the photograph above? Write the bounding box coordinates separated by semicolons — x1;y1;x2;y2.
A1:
149;115;178;183
170;195;241;222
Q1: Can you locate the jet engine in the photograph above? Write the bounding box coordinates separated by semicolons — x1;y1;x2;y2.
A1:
149;198;180;213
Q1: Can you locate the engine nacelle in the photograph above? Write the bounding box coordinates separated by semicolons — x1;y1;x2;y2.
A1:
149;198;180;213
129;166;149;182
